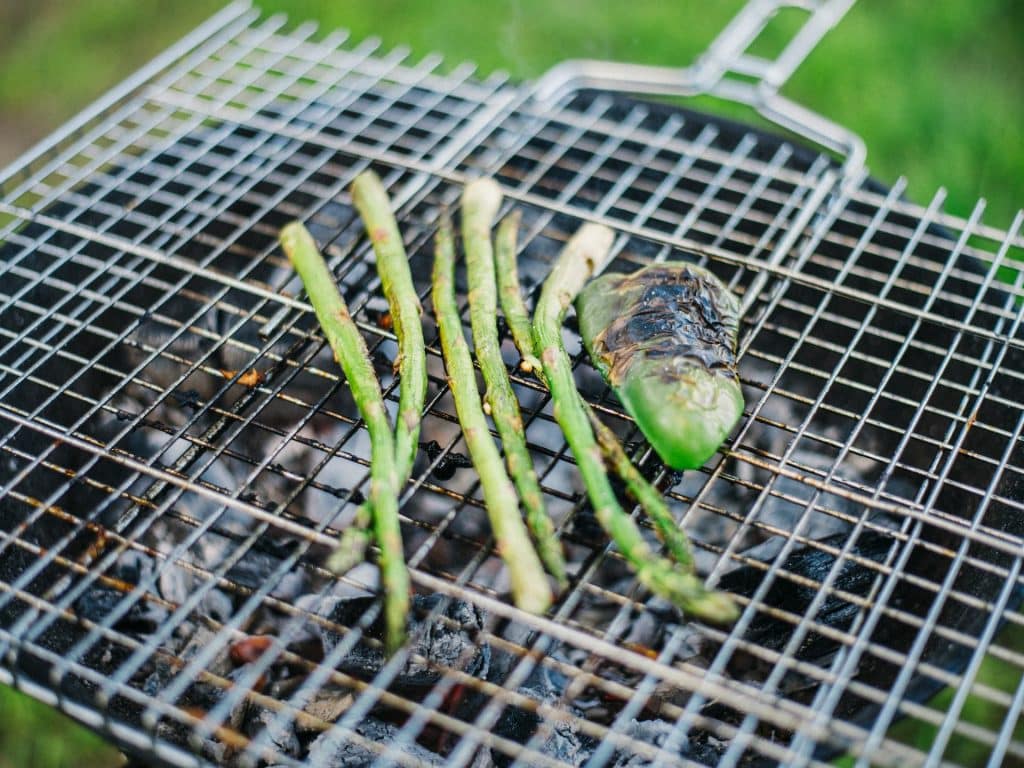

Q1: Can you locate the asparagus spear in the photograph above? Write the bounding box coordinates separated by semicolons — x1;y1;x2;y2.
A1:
351;170;427;484
280;222;410;653
494;217;696;572
461;180;567;587
532;224;737;622
325;503;372;577
433;210;553;615
586;408;694;571
494;210;543;374
332;172;427;584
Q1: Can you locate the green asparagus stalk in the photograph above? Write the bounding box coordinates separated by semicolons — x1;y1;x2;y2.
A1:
494;210;543;374
495;216;697;572
586;407;694;571
532;223;737;622
330;173;428;577
280;222;410;653
433;211;553;615
325;503;372;576
351;170;427;484
461;180;567;587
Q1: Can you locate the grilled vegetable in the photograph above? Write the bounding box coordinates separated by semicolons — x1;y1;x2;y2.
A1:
280;221;410;654
532;224;737;622
494;216;696;572
461;180;567;587
433;211;553;615
351;170;427;484
494;210;542;374
575;263;743;470
333;172;429;583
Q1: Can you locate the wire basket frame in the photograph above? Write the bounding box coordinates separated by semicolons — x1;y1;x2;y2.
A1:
1;5;1023;768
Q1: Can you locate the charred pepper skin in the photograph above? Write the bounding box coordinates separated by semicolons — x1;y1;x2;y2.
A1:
576;263;744;470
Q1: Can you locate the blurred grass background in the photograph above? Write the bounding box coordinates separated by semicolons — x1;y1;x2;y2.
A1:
0;1;1021;766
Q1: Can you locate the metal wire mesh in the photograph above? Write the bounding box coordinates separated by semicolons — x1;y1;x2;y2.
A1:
1;4;1023;767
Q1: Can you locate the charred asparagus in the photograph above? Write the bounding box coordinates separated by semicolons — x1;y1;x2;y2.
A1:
433;211;553;614
461;180;567;586
280;221;410;653
532;224;737;621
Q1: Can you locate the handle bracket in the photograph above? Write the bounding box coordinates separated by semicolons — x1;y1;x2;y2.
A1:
533;0;865;174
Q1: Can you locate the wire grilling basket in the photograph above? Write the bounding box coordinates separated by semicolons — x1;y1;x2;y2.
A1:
1;1;1023;766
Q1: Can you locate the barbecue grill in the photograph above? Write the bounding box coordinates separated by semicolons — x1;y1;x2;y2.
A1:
2;0;1022;766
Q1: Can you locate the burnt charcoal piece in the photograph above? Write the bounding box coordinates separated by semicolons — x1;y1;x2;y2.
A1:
303;717;445;766
245;705;301;759
493;662;597;767
226;536;308;603
73;588;164;635
310;594;489;692
567;505;611;549
719;530;894;661
72;553;167;634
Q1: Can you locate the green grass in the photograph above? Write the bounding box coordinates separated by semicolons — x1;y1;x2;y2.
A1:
1;1;1020;224
0;685;120;768
0;2;1021;766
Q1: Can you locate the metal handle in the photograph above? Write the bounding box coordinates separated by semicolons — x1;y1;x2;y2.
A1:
533;0;865;174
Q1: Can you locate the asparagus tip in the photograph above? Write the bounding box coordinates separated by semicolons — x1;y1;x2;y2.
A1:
696;589;741;625
573;222;615;270
279;220;313;258
463;177;503;215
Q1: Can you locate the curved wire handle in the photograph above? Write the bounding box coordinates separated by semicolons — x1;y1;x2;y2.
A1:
533;0;866;176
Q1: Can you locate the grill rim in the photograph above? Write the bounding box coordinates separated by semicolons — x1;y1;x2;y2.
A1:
0;1;1019;768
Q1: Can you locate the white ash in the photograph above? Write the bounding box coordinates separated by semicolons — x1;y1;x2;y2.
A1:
243;705;302;760
493;661;596;768
311;594;490;688
304;718;445;767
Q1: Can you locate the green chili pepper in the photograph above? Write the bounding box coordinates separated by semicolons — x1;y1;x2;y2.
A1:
575;262;744;470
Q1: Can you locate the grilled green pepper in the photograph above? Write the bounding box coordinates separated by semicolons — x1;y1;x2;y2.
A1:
575;262;743;470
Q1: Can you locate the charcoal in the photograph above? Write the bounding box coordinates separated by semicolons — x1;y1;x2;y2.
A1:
201;589;235;625
610;718;733;767
717;529;894;663
420;439;474;481
154;718;227;766
159;562;192;607
493;663;597;767
142;625;234;704
73;587;165;634
245;704;301;759
226;538;308;603
72;552;167;633
305;718;445;766
310;594;489;691
297;687;354;729
609;719;687;767
289;565;379;649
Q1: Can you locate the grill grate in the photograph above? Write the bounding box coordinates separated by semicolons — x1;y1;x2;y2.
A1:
2;4;1024;767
